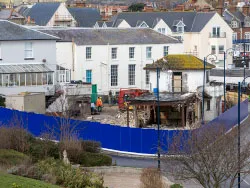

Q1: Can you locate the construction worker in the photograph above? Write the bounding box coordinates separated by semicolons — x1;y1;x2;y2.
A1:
96;97;103;112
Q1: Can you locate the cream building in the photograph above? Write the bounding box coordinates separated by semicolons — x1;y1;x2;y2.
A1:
112;12;233;68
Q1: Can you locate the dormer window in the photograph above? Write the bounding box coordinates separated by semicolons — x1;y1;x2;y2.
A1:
138;21;149;28
231;21;238;28
173;20;185;33
177;26;184;33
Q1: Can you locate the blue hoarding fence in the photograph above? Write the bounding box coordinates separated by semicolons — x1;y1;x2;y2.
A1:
0;99;248;155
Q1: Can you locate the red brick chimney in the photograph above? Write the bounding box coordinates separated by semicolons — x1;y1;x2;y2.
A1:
229;5;237;13
216;6;223;16
242;5;249;16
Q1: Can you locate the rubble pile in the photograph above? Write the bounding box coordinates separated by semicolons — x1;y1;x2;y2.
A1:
99;110;150;127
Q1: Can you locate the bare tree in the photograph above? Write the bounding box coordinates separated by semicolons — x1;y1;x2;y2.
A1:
164;124;250;188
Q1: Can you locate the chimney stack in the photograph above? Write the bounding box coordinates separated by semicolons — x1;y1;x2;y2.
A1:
243;5;249;16
216;6;223;16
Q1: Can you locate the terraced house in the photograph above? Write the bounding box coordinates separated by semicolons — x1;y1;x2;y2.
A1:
37;27;183;95
112;11;233;68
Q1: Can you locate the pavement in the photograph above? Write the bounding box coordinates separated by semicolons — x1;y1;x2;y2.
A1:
109;105;250;188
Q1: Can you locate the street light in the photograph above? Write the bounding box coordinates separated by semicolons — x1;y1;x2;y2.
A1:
156;58;171;170
202;54;217;125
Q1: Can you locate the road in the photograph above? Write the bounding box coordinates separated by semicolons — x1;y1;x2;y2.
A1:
110;113;250;188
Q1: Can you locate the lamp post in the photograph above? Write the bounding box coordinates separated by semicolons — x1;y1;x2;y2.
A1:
156;67;160;170
202;54;217;125
238;81;241;188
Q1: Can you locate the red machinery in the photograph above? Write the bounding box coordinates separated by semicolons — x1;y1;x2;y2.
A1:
118;88;149;110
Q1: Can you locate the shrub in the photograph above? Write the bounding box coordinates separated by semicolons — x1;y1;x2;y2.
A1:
27;138;59;162
81;140;101;153
140;168;165;188
0;126;30;153
78;152;112;167
37;158;105;188
0;149;30;169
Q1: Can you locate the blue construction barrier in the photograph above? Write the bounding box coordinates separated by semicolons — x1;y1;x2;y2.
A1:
0;99;248;154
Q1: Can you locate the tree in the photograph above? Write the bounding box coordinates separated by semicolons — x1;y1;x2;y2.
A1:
164;124;250;188
128;3;145;12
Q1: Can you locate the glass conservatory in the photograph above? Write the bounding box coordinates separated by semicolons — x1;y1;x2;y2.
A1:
0;64;54;87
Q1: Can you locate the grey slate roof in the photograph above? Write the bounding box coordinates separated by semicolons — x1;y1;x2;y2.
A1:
68;8;101;27
113;12;216;32
37;28;180;45
96;21;113;27
0;20;58;41
232;11;245;22
25;3;60;26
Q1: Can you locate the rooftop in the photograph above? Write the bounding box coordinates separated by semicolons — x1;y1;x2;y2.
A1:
113;12;216;32
0;20;58;41
37;28;180;45
145;55;215;70
68;7;101;27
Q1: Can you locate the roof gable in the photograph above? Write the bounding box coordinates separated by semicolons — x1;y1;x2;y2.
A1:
0;20;58;41
26;2;61;26
113;12;216;32
68;8;101;27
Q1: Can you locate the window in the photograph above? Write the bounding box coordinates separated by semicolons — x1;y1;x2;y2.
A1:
24;42;33;59
111;48;117;59
219;45;224;54
146;47;152;59
211;45;216;54
86;47;91;59
177;26;184;33
207;100;210;111
163;46;169;56
212;27;220;37
245;44;250;52
231;21;238;28
86;70;92;83
245;32;250;39
172;72;182;93
145;70;150;85
233;33;237;41
206;71;209;83
245;21;250;27
111;65;118;86
129;47;135;59
157;28;166;34
128;64;135;85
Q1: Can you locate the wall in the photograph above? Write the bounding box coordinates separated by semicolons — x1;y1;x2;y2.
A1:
56;42;183;95
0;99;247;154
200;13;233;67
149;70;208;93
0;40;56;69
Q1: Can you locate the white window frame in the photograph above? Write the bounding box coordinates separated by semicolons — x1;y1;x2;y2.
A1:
111;65;118;86
219;45;224;54
111;47;117;60
232;33;237;41
212;27;220;37
211;45;216;54
128;64;136;86
86;47;92;60
245;32;250;39
146;47;152;59
163;46;169;56
129;47;135;59
177;26;184;33
231;21;238;28
24;42;33;59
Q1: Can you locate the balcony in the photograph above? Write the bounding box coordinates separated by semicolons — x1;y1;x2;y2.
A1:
54;15;72;22
209;32;226;38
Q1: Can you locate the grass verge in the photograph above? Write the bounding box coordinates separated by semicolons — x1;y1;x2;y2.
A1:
0;172;60;188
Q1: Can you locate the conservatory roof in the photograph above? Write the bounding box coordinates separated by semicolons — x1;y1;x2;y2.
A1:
0;64;53;74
